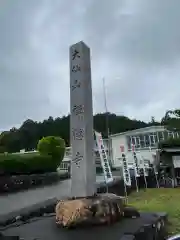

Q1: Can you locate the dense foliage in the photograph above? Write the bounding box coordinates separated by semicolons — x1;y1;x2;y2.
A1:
37;136;65;161
158;109;180;149
0;108;180;175
0;113;160;153
0;136;65;175
0;109;180;153
158;138;180;149
0;153;59;175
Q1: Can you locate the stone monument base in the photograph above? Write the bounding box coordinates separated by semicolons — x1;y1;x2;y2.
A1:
55;193;139;228
0;197;168;239
2;211;168;240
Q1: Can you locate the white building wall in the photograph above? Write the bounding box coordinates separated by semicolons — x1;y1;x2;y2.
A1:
111;135;127;167
110;126;167;168
111;136;157;168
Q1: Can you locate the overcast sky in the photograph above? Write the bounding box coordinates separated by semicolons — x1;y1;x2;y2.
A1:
0;0;180;130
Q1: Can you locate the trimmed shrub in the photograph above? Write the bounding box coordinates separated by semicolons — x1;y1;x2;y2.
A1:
37;136;65;163
0;136;66;176
0;153;59;175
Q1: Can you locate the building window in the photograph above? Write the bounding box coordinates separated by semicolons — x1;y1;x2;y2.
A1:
158;131;164;142
136;136;141;149
163;131;169;140
144;134;150;147
139;134;145;148
131;136;136;145
148;132;159;147
154;132;158;144
150;136;155;146
127;136;131;150
175;132;179;138
125;128;180;152
126;129;180;151
168;131;174;138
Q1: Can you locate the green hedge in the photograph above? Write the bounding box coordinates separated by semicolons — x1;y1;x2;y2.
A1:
0;136;66;175
158;137;180;149
0;153;60;175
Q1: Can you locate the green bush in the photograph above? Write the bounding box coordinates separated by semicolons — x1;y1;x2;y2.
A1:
158;137;180;149
0;153;59;175
37;136;65;163
0;136;66;175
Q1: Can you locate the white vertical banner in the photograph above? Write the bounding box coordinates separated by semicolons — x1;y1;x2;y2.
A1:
120;145;131;186
132;144;140;177
120;145;130;203
131;144;139;192
94;131;113;183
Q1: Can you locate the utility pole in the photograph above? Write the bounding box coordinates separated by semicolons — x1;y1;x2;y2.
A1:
102;78;111;165
102;78;109;137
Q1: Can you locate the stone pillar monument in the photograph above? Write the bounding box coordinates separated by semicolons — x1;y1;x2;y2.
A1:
55;41;128;228
69;41;96;198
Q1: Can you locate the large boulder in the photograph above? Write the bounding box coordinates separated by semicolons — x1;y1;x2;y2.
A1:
55;193;125;228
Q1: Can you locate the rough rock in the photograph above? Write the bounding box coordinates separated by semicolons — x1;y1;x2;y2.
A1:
55;193;125;228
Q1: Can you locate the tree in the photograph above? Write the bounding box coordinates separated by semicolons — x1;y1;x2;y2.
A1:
19;119;38;151
151;116;155;123
158;137;180;149
37;136;65;164
161;109;180;132
0;112;163;153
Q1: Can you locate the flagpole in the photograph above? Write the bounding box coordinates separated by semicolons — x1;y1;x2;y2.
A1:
141;155;148;189
102;78;111;165
144;173;148;189
134;157;139;192
123;168;128;204
102;78;109;136
132;145;139;192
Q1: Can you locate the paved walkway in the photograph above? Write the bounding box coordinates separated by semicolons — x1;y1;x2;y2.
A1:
0;174;120;215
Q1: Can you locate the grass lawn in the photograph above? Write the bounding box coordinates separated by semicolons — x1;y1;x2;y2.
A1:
128;188;180;235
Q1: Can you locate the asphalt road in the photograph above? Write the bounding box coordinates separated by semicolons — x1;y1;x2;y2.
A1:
0;174;120;215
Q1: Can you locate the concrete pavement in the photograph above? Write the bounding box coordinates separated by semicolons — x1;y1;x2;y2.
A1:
0;173;121;215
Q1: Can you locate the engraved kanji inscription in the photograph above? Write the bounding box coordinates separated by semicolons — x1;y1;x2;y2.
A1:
72;65;81;73
72;104;84;115
71;79;81;91
72;152;83;168
72;49;80;60
72;128;84;140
